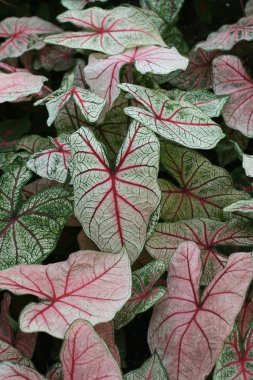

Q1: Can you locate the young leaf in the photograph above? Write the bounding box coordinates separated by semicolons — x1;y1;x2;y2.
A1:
124;353;168;380
0;161;73;269
45;7;165;55
60;320;122;380
0;17;61;60
84;46;188;108
27;135;71;183
114;260;166;329
0;72;47;103
0;362;46;379
213;55;253;137
196;16;253;52
224;199;253;215
213;325;253;379
169;49;220;90
70;123;161;262
159;141;248;221
119;83;224;149
141;0;185;24
0;250;131;338
61;0;107;10
148;242;253;380
146;218;253;284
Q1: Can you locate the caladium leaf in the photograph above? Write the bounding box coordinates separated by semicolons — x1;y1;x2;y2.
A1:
61;0;107;10
119;83;224;149
224;199;253;215
0;340;31;366
238;292;253;339
16;135;52;154
246;0;253;16
37;46;75;72
0;160;72;269
47;364;62;380
27;135;71;183
0;152;29;171
213;55;253;137
0;17;61;60
95;322;121;365
196;16;253;52
0;362;46;379
146;218;253;284
45;7;165;55
84;46;188;108
213;325;253;379
141;0;185;24
148;242;253;380
114;260;166;329
0;72;47;103
0;250;131;338
242;154;253;177
159;141;249;221
124;353;168;380
169;49;220;90
70;122;161;262
35;77;105;126
60;320;122;380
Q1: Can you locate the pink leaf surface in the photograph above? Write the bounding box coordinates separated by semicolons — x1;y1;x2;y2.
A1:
0;17;61;60
238;291;253;339
196;16;253;52
148;242;253;380
38;46;75;72
45;7;165;55
60;320;122;380
84;46;188;108
0;339;31;367
0;72;47;103
0;362;46;379
213;55;253;137
169;49;220;90
0;250;131;338
70;122;161;263
95;322;120;365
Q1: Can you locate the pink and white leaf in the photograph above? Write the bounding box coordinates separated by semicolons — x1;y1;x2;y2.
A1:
84;46;188;108
237;291;253;339
0;16;61;60
148;242;253;380
0;250;131;338
45;7;165;55
0;72;47;103
0;362;46;379
224;199;253;215
124;353;168;380
61;0;107;10
38;46;75;72
119;83;224;149
196;16;253;51
95;322;120;365
70;122;161;263
27;135;71;183
60;320;122;380
213;55;253;137
0;340;31;367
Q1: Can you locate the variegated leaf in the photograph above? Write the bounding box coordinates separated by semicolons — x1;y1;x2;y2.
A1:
61;0;107;10
224;199;253;215
124;353;168;380
141;0;185;24
0;362;46;379
16;135;52;154
37;46;75;72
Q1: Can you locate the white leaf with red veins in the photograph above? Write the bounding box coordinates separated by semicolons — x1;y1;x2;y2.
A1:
0;250;131;338
224;199;253;215
70;122;161;263
0;72;47;103
61;320;122;380
213;55;253;137
35;81;105;126
0;339;31;367
0;17;61;60
27;134;71;183
45;7;165;55
62;0;107;10
148;242;253;380
124;353;168;380
0;362;46;379
119;83;224;149
84;46;188;108
196;16;253;51
146;218;253;285
169;49;220;90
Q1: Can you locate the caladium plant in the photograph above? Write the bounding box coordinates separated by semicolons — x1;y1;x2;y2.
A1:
0;1;253;379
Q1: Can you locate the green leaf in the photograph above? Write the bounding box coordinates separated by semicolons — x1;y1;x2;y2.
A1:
15;135;52;154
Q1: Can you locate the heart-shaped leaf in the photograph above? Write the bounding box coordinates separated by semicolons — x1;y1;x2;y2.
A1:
27;135;71;183
84;46;188;108
60;320;122;380
213;55;253;137
124;353;168;380
146;218;253;284
0;160;72;269
119;83;224;149
114;260;166;329
196;16;253;51
159;141;248;221
0;17;61;60
45;7;165;55
0;250;131;338
70;122;161;262
148;242;253;380
61;0;107;10
0;362;46;379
